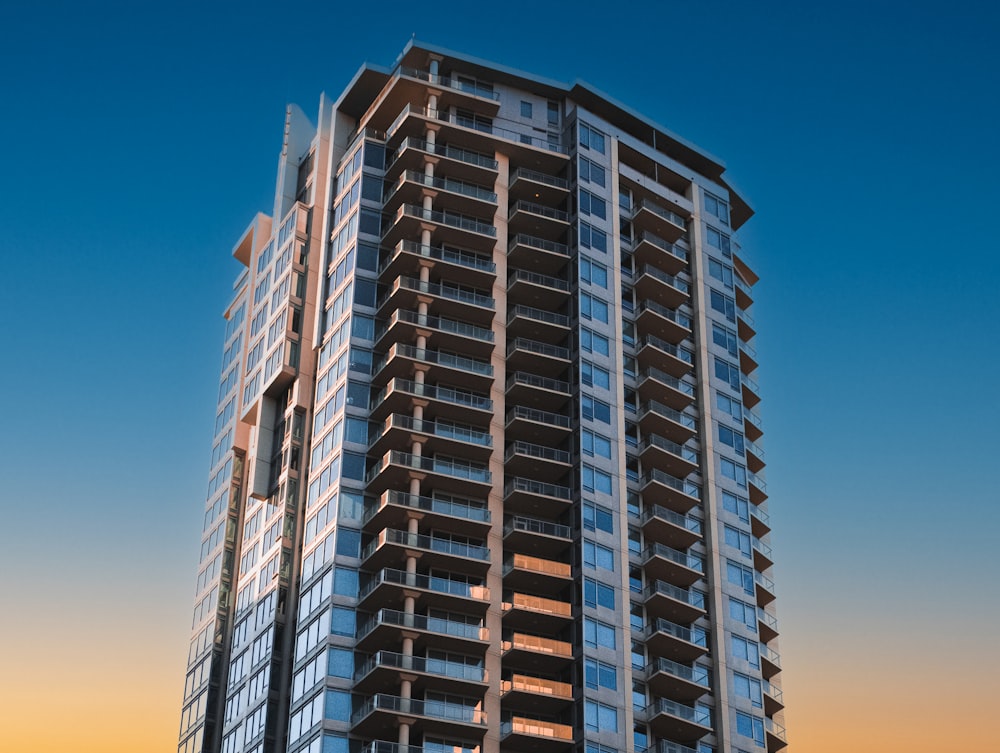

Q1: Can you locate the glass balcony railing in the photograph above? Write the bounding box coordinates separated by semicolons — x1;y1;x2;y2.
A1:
748;471;767;492
639;434;699;465
504;593;572;617
647;657;710;687
362;530;490;563
757;607;779;632
508;233;569;257
374;345;493;378
503;515;572;540
505;478;573;500
510;167;569;190
638;299;692;330
507;372;571;394
644;580;706;610
382;240;496;273
387;169;497;204
357;608;488;642
508;304;570;328
392;136;498;171
396;66;501;101
754;570;775;594
380;276;495;310
370;414;492;448
509;200;569;223
505;405;571;429
638;334;695;365
641;468;701;500
502;632;573;658
646;698;710;726
505;441;570;465
359;568;489;601
634;199;687;229
500;717;574;740
352;693;487;726
640;542;704;574
639;368;698;397
639;400;698;429
355;650;487;683
636;230;688;261
760;643;781;668
366;451;491;484
507;337;570;360
390;205;498;239
364;491;490;525
372;378;493;412
503;553;571;579
765;717;787;743
637;264;690;294
746;439;765;459
644;617;709;648
376;309;495;343
641;505;703;537
501;674;573;699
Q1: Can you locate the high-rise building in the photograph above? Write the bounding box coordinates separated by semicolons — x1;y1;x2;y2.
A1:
177;40;785;753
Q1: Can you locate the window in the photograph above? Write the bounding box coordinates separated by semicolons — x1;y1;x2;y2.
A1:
582;361;611;390
715;357;741;392
584;700;618;732
584;617;616;648
727;560;755;595
732;634;760;667
709;257;734;288
581;328;610;356
705;192;730;225
580;190;607;219
520;100;533;118
583;539;616;570
580;157;606;187
713;323;739;357
733;672;763;708
706;225;732;256
324;689;351;722
718;424;746;454
716;392;743;422
725;525;752;558
582;429;613;459
581;293;609;323
582;465;613;494
729;597;757;631
547;101;560;125
736;712;765;745
722;491;750;523
582;395;612;424
710;289;737;322
721;457;748;488
580;257;608;287
579;122;606;153
583;501;614;533
580;221;608;253
584;659;618;690
584;578;616;609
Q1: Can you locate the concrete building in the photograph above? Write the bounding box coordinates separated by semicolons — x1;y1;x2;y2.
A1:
177;40;785;753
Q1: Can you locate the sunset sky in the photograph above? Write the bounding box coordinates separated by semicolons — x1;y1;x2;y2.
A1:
1;1;998;751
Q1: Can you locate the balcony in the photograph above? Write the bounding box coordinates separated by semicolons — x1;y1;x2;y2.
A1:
760;644;781;680
502;632;574;673
504;477;573;518
508;233;570;275
366;450;492;497
750;504;770;538
754;570;777;607
507;304;571;343
739;337;759;375
632;230;688;275
644;618;709;662
636;334;695;378
758;607;779;643
505;405;572;445
502;592;573;633
389;137;498;184
637;368;697;411
645;698;711;742
763;680;784;716
362;490;490;537
639;543;704;588
374;308;495;358
500;717;574;751
641;469;701;515
503;553;572;595
506;338;571;378
745;438;766;474
368;414;492;462
501;674;573;714
383;169;498;216
506;372;572;410
358;568;490;613
382;204;497;252
765;717;788;751
507;269;571;307
356;608;489;652
503;516;573;558
631;199;688;243
508;167;570;204
737;307;756;342
353;650;488;696
351;693;487;738
637;400;697;444
419;108;569;169
743;405;764;442
504;440;572;477
752;535;774;572
379;240;496;288
643;580;707;624
636;299;692;344
372;344;493;390
370;378;492;422
734;275;754;310
640;504;702;551
645;657;711;702
638;433;699;478
361;529;490;575
633;264;690;309
378;275;495;324
508;200;570;240
748;470;768;505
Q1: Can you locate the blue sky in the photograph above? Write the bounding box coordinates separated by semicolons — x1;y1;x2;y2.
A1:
1;1;998;750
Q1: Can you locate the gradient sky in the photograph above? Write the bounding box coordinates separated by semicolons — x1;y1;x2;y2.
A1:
1;1;998;751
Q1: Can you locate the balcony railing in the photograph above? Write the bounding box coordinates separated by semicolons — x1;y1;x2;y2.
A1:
362;529;490;563
648;657;711;687
352;693;487;726
501;674;573;698
638;334;695;365
382;240;496;274
505;405;571;429
638;299;693;330
508;269;570;292
500;717;574;740
643;580;706;610
634;199;688;229
374;345;493;378
397;66;501;101
641;505;703;537
505;478;573;500
502;632;573;658
504;516;572;540
366;451;491;484
376;309;495;344
646;698;710;726
507;337;570;360
641;468;701;500
380;276;495;310
355;650;487;683
505;440;571;465
637;264;690;294
640;542;705;574
370;414;492;448
357;608;488;642
645;617;709;648
389;205;498;240
372;378;492;412
639;434;698;464
387;169;497;204
503;553;571;578
510;167;569;189
392;136;498;171
508;233;569;256
640;367;697;397
507;372;571;394
636;230;688;261
364;490;490;525
640;400;697;429
508;304;570;328
509;200;569;223
359;568;489;601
